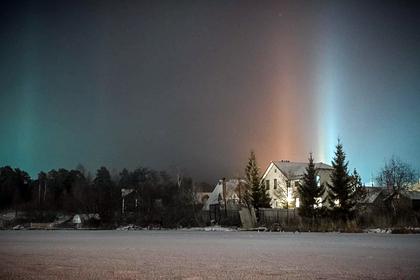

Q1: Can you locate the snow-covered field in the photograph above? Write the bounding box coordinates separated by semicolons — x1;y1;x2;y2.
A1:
1;230;419;279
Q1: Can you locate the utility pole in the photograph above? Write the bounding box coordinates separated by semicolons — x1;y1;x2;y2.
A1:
222;178;228;217
286;180;290;226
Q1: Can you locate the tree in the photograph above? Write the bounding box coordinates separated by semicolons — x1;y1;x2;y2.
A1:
376;156;416;216
37;171;47;207
0;166;31;212
93;167;117;223
245;151;270;210
326;140;355;220
298;153;325;219
350;168;366;204
377;156;416;195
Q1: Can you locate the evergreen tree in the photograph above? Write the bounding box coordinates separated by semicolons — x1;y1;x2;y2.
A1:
298;153;325;219
350;168;365;202
326;140;355;220
245;151;270;209
93;167;117;223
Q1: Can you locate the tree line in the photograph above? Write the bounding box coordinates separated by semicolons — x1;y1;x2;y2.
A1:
1;140;417;229
0;165;198;227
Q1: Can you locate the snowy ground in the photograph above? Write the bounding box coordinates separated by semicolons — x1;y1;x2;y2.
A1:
1;230;420;279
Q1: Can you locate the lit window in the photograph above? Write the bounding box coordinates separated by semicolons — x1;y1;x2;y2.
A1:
314;197;322;208
316;175;321;187
287;188;293;202
296;198;300;208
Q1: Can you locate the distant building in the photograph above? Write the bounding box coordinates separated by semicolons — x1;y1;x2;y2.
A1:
203;179;247;211
193;182;214;205
401;191;420;211
121;188;140;214
360;187;420;212
261;160;333;208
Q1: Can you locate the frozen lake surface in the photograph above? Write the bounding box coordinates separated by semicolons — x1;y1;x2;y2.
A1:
1;230;420;279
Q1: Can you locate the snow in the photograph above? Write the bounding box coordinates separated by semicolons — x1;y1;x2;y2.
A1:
366;228;392;234
182;226;236;232
1;230;420;279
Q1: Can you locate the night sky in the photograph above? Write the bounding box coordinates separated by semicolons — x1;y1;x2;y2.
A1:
1;1;419;183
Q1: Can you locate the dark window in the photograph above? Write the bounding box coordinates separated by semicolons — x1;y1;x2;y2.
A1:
274;179;277;189
265;180;270;190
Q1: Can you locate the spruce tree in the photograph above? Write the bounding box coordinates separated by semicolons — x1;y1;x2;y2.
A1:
245;151;270;209
93;167;116;223
350;168;365;202
326;140;355;220
298;153;325;219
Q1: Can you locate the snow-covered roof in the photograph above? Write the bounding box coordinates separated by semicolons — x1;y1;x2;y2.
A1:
121;189;135;198
203;179;245;210
272;161;333;179
361;187;384;204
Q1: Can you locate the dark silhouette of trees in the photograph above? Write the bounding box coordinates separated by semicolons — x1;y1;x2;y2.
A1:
1;163;205;227
0;166;31;212
377;156;416;195
298;153;325;221
350;168;366;208
245;151;270;210
376;156;416;218
326;140;355;221
93;167;118;223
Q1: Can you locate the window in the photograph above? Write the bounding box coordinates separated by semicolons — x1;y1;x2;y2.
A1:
265;180;270;190
316;175;321;187
287;188;293;202
295;198;300;208
274;179;277;189
314;197;323;209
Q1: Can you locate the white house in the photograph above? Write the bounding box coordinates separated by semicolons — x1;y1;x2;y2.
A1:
261;160;333;208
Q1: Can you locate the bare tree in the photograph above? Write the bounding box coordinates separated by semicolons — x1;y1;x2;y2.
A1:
376;156;416;217
377;156;416;195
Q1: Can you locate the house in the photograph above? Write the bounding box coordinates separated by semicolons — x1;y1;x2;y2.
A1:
361;187;420;212
203;178;247;211
72;213;100;229
358;187;388;214
261;160;333;208
193;182;214;205
360;187;387;206
401;191;420;211
121;188;140;214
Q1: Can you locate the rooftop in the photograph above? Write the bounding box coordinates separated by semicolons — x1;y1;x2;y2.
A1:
272;161;333;179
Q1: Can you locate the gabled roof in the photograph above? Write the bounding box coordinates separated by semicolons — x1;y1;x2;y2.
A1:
203;179;246;210
361;187;385;204
121;188;135;198
271;161;333;180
